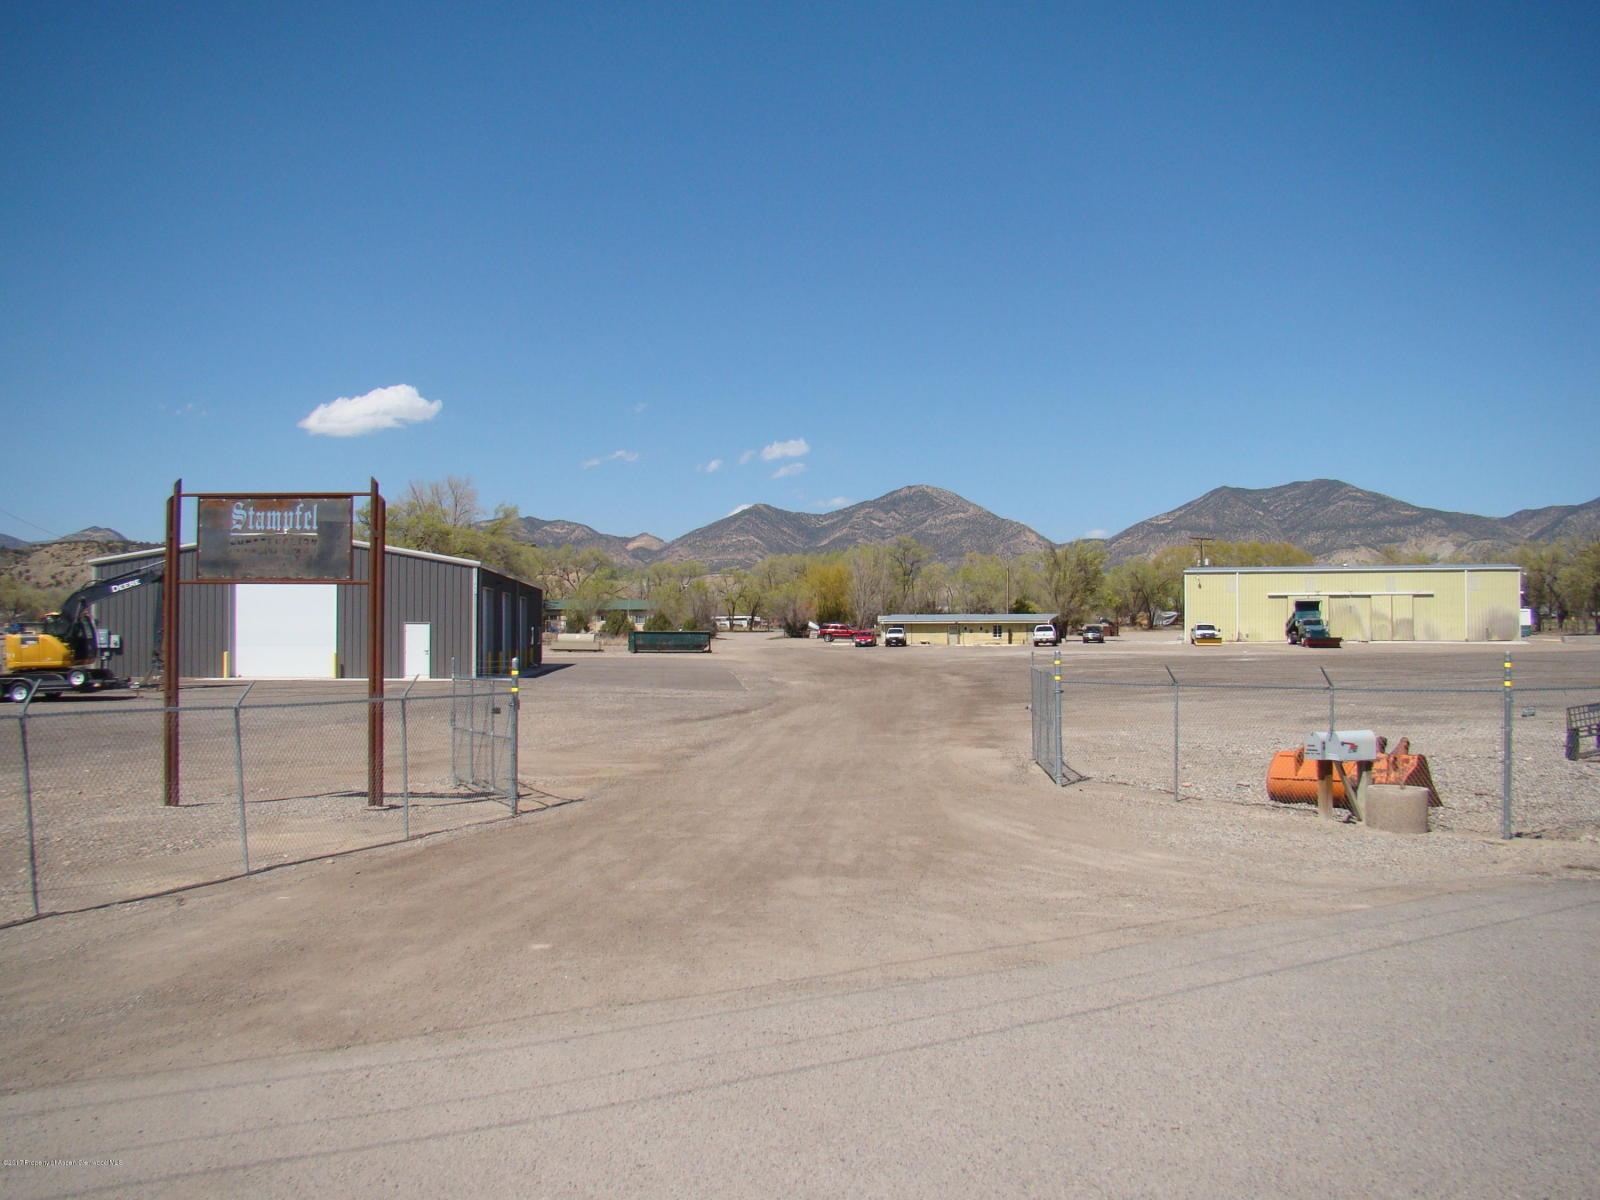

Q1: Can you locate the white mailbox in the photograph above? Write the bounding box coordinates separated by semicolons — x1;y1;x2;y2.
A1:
1304;729;1378;762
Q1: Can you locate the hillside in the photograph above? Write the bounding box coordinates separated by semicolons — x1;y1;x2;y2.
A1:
510;480;1598;571
507;486;1053;572
0;533;153;599
507;518;664;569
7;484;1598;593
1104;481;1600;565
656;486;1054;571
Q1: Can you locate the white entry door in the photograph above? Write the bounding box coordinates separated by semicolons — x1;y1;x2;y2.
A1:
234;585;337;678
404;622;433;679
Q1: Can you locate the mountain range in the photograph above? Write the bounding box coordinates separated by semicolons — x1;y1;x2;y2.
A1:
511;485;1054;571
511;480;1600;572
6;483;1599;585
1107;480;1600;564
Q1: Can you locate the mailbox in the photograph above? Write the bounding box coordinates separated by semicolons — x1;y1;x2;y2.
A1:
1304;729;1378;762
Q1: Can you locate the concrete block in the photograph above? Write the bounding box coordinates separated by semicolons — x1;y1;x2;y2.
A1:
1363;784;1431;834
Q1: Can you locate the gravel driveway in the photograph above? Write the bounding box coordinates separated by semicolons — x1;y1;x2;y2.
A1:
0;632;1596;1195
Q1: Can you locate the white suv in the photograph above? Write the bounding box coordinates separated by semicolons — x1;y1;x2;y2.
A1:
1031;623;1060;646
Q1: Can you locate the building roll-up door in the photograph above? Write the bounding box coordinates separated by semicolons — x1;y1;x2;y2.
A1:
233;584;337;678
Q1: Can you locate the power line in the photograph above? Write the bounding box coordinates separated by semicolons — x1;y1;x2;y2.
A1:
0;505;62;541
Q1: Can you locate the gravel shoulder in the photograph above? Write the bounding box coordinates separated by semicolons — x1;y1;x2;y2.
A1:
1;632;1597;1093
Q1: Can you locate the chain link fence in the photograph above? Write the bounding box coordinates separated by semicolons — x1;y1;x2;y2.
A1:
1031;663;1086;786
1035;666;1600;841
1;675;523;923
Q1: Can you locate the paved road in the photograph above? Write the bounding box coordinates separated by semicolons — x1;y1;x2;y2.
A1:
2;880;1596;1198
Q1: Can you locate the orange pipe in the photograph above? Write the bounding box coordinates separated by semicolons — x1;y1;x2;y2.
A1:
1266;748;1350;807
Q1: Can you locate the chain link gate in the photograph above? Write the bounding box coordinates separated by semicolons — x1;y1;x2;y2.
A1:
450;661;521;811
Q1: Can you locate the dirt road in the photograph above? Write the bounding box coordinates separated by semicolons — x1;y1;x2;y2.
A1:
1;634;1596;1194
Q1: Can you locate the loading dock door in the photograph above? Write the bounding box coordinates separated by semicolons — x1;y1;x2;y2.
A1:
233;584;337;678
404;622;433;679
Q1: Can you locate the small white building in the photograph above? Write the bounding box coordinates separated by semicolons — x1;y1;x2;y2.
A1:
876;614;1052;646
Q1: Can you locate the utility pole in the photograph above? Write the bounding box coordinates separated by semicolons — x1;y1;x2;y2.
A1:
1190;536;1213;568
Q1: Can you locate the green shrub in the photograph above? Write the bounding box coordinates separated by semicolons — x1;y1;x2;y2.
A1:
601;609;635;637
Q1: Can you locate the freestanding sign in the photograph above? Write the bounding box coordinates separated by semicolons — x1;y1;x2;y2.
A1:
196;496;354;581
165;480;386;807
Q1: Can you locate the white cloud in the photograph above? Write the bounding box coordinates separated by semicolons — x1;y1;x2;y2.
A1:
298;384;441;437
816;497;852;510
772;462;806;479
760;438;809;461
727;503;755;516
738;449;757;465
581;449;640;469
1083;528;1109;539
632;402;647;414
700;458;724;473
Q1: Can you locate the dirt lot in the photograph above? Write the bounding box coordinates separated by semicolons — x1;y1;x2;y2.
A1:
1;630;1596;1097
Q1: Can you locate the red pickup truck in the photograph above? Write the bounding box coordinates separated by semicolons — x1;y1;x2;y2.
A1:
816;623;856;642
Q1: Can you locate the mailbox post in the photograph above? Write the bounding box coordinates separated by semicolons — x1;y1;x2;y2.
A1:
1304;730;1378;821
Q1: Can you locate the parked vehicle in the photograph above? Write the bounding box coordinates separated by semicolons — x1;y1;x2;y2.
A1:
1190;623;1222;645
883;625;907;647
1081;624;1105;643
1285;600;1341;647
852;629;878;647
1031;623;1060;647
817;623;853;642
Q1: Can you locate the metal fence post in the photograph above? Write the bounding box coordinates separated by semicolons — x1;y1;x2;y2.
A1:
1320;667;1336;739
234;682;253;874
17;684;41;917
1502;651;1514;840
448;656;460;785
1053;647;1064;786
1165;666;1180;801
401;675;418;839
468;673;480;787
508;657;520;813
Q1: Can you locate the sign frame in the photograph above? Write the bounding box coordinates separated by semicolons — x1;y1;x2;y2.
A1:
164;480;388;807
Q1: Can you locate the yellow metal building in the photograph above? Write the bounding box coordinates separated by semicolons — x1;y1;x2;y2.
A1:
1182;565;1523;643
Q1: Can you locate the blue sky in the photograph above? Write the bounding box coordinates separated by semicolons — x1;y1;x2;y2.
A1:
3;2;1596;547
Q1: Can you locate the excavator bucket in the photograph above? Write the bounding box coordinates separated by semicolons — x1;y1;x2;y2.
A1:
1368;738;1442;806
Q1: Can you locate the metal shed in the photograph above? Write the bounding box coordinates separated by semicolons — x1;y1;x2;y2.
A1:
88;542;542;680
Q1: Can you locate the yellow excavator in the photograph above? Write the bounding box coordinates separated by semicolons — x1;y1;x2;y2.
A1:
2;565;161;701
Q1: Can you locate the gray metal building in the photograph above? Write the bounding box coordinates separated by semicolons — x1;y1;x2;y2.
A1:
89;543;542;680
